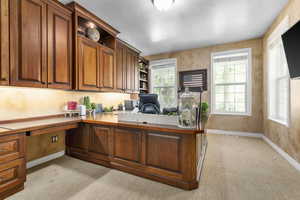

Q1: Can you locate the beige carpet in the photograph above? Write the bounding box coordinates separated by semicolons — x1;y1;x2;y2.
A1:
8;134;300;200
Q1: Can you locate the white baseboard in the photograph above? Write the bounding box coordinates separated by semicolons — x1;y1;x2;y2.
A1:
262;136;300;171
206;129;263;138
206;129;300;172
27;151;65;169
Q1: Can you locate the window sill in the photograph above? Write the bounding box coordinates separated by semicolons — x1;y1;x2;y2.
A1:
211;112;251;117
268;117;289;128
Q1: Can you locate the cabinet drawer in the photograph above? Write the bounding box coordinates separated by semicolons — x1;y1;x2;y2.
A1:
0;158;25;194
0;134;25;163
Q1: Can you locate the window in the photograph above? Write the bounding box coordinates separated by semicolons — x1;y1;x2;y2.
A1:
267;17;290;126
150;59;177;110
211;48;252;115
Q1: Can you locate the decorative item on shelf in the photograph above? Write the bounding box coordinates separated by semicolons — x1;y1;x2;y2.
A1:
118;103;124;111
178;87;197;129
77;26;86;36
91;103;97;114
103;106;114;113
95;104;103;113
78;105;86;116
83;96;93;115
86;27;100;42
67;101;77;111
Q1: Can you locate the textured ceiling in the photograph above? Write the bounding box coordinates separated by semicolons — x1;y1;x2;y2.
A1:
60;0;288;56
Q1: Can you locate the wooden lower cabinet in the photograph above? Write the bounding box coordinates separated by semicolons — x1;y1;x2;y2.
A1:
112;128;141;163
0;134;26;199
66;123;89;157
66;124;199;190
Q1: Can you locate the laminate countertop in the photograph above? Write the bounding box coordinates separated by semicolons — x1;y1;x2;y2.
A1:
0;113;202;136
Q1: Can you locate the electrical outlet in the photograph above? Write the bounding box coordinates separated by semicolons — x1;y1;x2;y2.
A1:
51;136;59;143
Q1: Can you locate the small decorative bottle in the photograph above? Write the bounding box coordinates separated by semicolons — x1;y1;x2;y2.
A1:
178;88;197;129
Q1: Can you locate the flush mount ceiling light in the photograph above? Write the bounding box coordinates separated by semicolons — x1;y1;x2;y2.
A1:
151;0;175;11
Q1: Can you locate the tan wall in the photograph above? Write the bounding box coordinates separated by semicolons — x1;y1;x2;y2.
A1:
0;87;131;161
263;0;300;162
0;86;131;121
146;38;264;133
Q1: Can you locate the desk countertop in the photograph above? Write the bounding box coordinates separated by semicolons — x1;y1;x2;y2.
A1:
0;113;202;135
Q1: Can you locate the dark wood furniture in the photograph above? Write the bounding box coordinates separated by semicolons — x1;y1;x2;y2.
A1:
115;39;140;93
47;2;73;90
139;57;150;93
67;2;119;92
0;0;9;86
66;118;202;190
2;0;142;94
0;134;26;199
10;0;72;89
0;114;204;197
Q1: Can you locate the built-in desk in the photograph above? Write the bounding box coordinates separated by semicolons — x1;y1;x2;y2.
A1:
0;113;206;198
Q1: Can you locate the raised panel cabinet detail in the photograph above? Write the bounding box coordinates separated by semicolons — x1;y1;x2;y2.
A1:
113;128;140;163
0;134;25;163
116;42;125;90
0;0;9;85
10;0;47;87
66;124;89;152
146;133;181;172
78;37;100;91
100;47;114;89
0;158;25;195
47;5;72;89
89;126;109;155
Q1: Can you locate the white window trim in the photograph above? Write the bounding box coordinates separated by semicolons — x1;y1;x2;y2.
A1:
210;48;252;116
149;58;178;107
267;16;291;127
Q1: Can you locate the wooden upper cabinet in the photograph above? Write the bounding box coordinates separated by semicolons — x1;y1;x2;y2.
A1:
78;37;100;91
0;0;9;85
116;42;125;91
100;47;114;89
133;54;139;93
47;4;72;89
10;0;47;88
126;50;133;92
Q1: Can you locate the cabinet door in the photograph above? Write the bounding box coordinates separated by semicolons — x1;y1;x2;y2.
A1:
145;133;182;173
100;47;114;89
0;158;25;196
113;128;141;163
47;5;72;89
133;54;139;93
115;42;124;90
0;134;25;163
78;37;100;91
10;0;47;88
0;0;9;85
66;124;89;153
125;50;133;92
89;126;110;156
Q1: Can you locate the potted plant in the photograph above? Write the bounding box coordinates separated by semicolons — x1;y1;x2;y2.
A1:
199;102;209;130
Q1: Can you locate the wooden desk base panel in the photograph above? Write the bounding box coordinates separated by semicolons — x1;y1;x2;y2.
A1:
66;147;198;190
66;124;201;190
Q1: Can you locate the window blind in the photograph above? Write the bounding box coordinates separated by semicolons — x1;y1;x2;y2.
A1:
211;49;251;115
